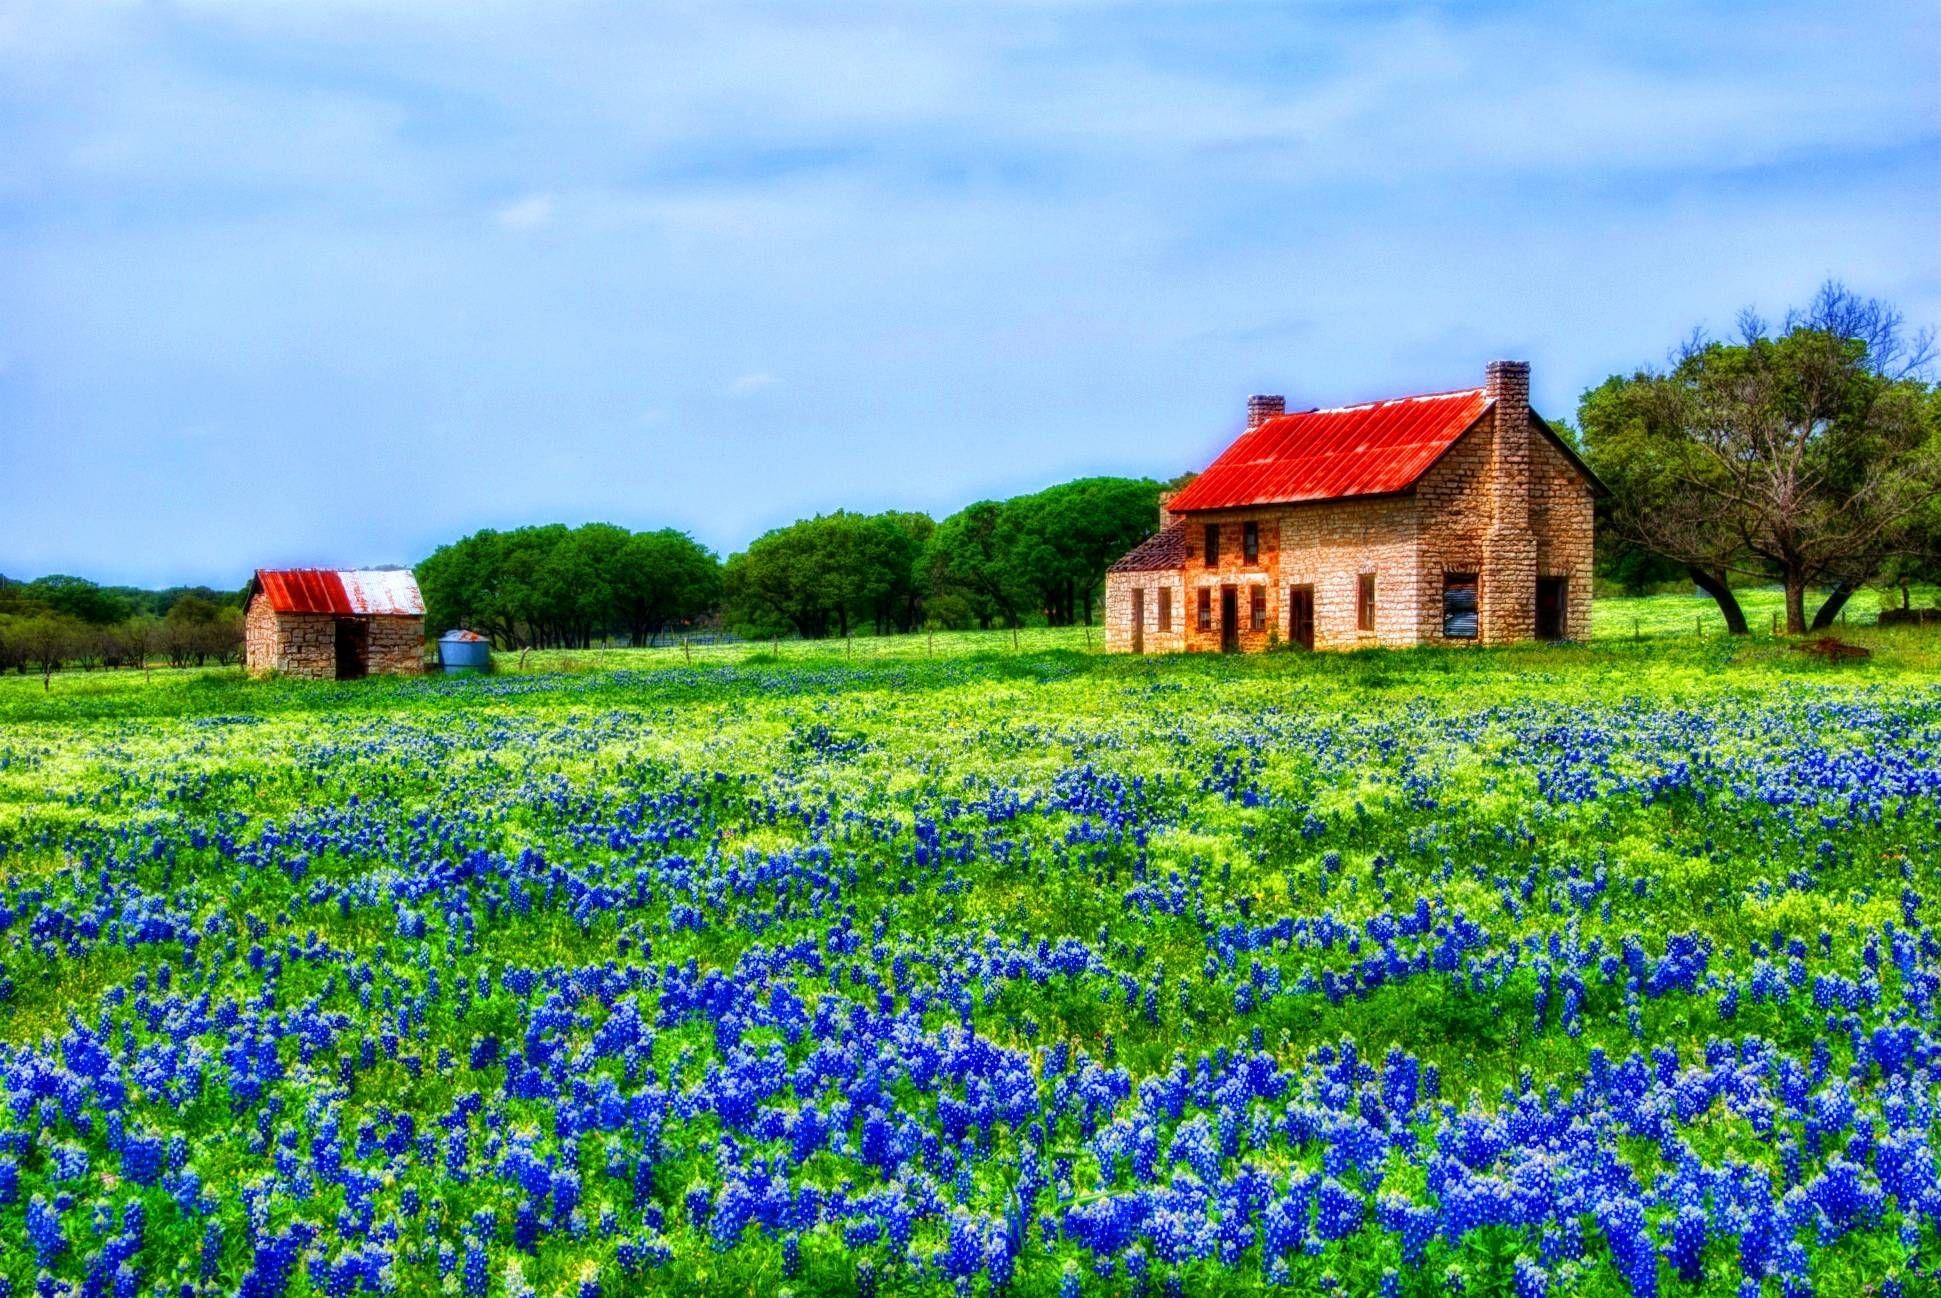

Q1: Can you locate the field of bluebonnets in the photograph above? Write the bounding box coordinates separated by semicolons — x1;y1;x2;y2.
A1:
1;605;1938;1297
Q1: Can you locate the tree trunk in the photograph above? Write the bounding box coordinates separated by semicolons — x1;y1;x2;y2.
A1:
1686;565;1749;635
1783;577;1807;636
1809;581;1858;632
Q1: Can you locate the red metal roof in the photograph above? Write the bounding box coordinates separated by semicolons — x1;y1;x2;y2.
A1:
1165;388;1491;512
250;569;423;617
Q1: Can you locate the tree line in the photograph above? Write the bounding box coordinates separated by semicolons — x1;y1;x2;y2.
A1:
1579;281;1941;634
0;575;246;683
415;524;723;650
415;477;1167;647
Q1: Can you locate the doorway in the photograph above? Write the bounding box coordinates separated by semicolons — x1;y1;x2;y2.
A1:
1130;588;1145;654
1287;584;1315;650
1219;586;1239;653
334;618;370;680
1536;577;1567;641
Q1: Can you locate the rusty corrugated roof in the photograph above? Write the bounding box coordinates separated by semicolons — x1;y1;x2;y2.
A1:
1165;388;1491;512
1109;522;1186;573
251;569;424;617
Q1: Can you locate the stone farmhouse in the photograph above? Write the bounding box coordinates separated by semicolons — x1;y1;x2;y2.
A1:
1104;361;1599;653
245;569;426;679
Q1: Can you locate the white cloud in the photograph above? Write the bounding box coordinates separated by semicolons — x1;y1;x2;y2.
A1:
728;372;779;397
494;193;554;231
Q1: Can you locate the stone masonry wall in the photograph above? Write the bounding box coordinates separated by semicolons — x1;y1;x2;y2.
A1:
1144;503;1422;653
244;595;280;676
244;599;425;678
1180;514;1281;653
254;609;338;679
1530;433;1597;641
1103;571;1187;654
1413;424;1496;645
1273;497;1421;650
368;617;427;675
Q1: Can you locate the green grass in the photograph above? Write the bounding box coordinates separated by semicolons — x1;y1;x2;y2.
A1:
0;596;1936;1296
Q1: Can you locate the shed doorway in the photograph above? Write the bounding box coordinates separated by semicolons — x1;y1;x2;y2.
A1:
1130;588;1145;654
1287;584;1314;650
1536;577;1568;641
334;618;370;680
1219;586;1239;653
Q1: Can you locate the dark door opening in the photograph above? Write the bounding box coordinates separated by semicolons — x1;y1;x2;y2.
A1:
1219;586;1239;653
1130;588;1145;654
1536;577;1567;641
1287;584;1315;650
334;618;370;680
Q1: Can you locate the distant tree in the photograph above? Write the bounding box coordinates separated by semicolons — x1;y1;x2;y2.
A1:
17;615;81;690
611;529;722;645
161;596;225;666
116;615;162;673
25;575;132;626
1001;477;1162;626
924;501;1025;630
1582;281;1939;633
725;511;931;639
418;523;724;649
201;609;245;665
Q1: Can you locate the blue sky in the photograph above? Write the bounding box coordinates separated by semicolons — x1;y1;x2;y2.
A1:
3;1;1937;588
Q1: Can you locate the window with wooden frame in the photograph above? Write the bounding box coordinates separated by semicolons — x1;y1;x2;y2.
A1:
1249;585;1266;630
1196;587;1212;630
1242;521;1259;564
1158;587;1172;632
1442;573;1479;639
1203;524;1220;569
1357;573;1376;631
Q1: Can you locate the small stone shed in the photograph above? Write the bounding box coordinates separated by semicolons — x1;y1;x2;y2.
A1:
1106;361;1601;654
245;569;426;679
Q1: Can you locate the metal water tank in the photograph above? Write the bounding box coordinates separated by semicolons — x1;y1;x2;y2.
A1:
438;629;492;673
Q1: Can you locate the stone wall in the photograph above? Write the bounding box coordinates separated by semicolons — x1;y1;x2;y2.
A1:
252;608;338;679
1413;423;1496;644
1103;571;1188;654
244;595;280;675
1114;502;1423;654
1180;514;1282;653
1529;431;1597;641
243;598;425;678
1272;497;1419;650
367;617;427;675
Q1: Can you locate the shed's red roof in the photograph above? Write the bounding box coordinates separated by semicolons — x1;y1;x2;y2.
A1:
250;569;423;617
1164;388;1491;512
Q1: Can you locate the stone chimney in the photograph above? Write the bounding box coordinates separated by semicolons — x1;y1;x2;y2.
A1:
1246;394;1285;431
1158;493;1176;530
1484;360;1531;529
1481;359;1536;643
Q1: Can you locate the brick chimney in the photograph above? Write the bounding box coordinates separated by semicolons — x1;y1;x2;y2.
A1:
1481;359;1536;643
1246;394;1285;431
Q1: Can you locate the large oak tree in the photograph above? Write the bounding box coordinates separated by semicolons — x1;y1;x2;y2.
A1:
1582;283;1938;634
